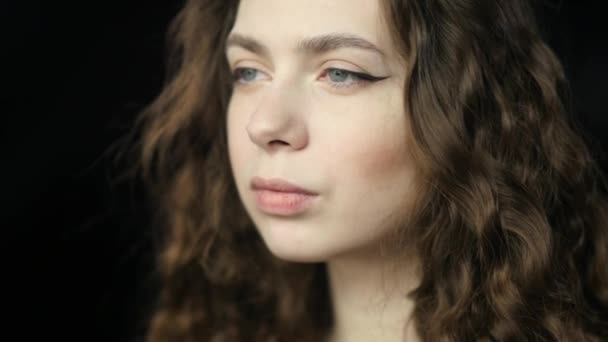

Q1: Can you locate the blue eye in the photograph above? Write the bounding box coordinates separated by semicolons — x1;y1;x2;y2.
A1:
233;67;263;84
322;68;386;89
327;69;351;82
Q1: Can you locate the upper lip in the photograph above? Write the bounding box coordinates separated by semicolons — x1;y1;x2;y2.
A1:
251;176;318;195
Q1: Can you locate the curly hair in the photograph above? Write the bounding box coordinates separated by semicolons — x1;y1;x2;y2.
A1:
115;0;608;340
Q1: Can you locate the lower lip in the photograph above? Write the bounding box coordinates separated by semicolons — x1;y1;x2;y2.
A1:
254;190;317;216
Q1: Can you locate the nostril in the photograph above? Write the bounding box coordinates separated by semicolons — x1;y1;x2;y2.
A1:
269;140;288;146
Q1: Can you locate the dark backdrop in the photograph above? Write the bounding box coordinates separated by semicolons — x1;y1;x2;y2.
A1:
2;1;606;341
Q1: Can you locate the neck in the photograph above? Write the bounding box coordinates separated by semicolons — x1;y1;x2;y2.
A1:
325;246;421;342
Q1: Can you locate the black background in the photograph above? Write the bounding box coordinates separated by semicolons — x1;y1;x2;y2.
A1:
2;1;606;341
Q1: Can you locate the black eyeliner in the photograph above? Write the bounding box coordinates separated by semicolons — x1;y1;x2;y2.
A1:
350;70;389;81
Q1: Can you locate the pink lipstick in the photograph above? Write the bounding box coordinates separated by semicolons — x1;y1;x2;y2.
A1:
251;176;318;216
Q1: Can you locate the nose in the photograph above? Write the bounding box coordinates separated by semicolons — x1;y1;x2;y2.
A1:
246;83;309;153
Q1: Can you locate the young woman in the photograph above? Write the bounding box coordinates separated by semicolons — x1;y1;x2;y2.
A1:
122;0;608;340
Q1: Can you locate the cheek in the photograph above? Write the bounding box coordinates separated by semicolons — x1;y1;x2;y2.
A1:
354;138;408;179
226;102;251;177
227;99;248;147
318;89;411;180
329;123;416;238
325;120;410;182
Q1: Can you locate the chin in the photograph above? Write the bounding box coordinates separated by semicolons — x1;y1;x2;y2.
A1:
270;250;329;263
257;230;336;263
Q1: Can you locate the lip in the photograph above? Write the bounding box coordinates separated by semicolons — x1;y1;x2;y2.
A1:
251;176;318;195
251;176;319;216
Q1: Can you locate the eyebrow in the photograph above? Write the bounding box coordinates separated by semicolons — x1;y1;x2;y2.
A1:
225;32;386;58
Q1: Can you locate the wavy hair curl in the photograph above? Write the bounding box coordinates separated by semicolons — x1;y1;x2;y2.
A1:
116;0;608;340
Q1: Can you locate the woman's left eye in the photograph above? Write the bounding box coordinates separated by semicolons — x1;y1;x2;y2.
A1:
320;68;386;89
231;67;387;89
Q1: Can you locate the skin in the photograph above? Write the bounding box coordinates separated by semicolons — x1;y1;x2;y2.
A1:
226;0;421;341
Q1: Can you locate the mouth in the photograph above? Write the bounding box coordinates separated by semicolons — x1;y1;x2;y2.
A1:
250;176;318;195
251;176;319;216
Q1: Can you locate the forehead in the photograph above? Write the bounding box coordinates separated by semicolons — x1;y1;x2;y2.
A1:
231;0;391;52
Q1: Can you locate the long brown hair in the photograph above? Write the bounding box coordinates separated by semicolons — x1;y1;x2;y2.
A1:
115;0;608;340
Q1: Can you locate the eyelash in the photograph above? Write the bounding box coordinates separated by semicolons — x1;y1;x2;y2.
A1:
231;67;386;90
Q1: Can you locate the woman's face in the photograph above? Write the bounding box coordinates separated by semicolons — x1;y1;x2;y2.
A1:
226;0;416;262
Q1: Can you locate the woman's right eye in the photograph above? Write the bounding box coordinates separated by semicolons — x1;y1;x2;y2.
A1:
232;67;267;85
